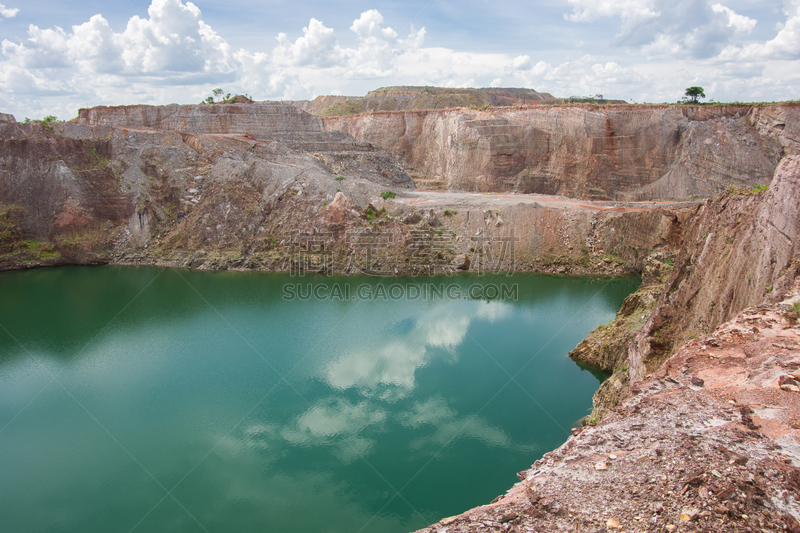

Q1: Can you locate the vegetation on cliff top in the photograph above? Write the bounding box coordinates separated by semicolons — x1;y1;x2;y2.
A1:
200;88;253;105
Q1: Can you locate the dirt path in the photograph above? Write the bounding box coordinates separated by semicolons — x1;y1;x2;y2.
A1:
398;190;700;213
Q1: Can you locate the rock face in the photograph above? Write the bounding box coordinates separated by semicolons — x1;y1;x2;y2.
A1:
77;102;323;137
324;104;799;198
634;155;800;375
77;103;415;189
0;123;133;264
567;156;800;421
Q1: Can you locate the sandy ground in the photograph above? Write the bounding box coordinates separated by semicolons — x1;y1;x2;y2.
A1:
397;190;700;213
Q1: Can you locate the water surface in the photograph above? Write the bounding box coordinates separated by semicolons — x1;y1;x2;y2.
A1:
0;267;638;532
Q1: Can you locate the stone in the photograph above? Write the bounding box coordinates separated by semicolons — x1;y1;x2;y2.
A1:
402;212;422;224
680;508;699;522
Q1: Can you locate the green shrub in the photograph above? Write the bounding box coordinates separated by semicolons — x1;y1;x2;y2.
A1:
335;176;345;181
380;191;396;200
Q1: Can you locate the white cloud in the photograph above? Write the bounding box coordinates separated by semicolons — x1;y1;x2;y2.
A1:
0;2;18;18
2;0;235;77
512;55;532;70
566;0;660;23
718;0;800;61
566;0;757;59
711;4;757;34
273;18;341;68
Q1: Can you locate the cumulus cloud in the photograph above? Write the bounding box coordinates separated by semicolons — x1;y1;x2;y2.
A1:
2;0;236;78
509;55;645;100
718;0;800;61
0;2;18;18
566;0;756;59
273;18;341;68
566;0;660;23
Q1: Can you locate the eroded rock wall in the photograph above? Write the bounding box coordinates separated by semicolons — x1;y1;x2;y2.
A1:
641;155;800;372
0;121;134;265
571;155;800;421
324;104;799;199
77;102;324;137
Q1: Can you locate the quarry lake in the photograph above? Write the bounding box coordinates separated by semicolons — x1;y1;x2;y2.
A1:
0;267;639;533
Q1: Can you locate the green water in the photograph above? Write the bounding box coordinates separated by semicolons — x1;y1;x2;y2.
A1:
0;267;639;533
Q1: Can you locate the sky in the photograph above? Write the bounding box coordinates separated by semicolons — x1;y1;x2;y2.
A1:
0;0;798;120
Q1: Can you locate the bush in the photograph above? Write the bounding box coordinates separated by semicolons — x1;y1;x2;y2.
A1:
380;191;396;200
335;176;345;181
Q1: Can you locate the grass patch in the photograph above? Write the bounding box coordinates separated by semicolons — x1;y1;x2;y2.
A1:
319;100;367;117
21;240;59;260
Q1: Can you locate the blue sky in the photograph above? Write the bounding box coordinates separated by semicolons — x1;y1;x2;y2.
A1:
0;0;797;119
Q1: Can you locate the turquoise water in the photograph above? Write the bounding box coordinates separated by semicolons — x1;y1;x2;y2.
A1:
0;267;638;532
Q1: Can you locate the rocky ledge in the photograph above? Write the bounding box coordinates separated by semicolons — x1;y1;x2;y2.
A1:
418;289;800;532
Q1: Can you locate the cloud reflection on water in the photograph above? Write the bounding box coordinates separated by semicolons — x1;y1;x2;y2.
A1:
323;302;512;402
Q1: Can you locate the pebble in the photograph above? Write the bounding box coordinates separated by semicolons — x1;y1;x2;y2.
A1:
606;517;621;529
680;508;699;522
